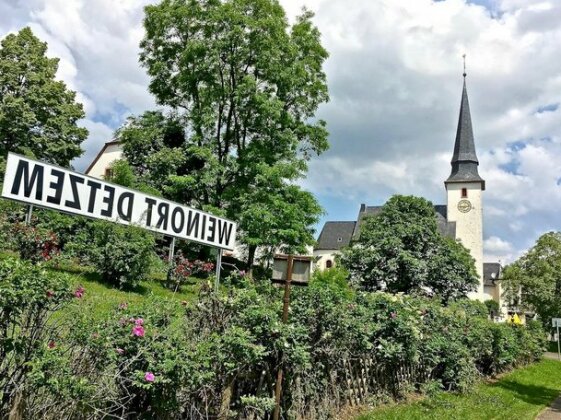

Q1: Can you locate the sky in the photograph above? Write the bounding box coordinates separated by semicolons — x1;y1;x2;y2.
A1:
1;0;560;263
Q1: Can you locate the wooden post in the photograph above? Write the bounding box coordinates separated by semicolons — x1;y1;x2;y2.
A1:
215;249;222;292
273;255;294;420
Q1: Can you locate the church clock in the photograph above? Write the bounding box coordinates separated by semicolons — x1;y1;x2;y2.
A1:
457;199;472;213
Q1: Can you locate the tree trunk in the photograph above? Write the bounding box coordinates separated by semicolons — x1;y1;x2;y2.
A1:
247;244;257;279
8;390;24;420
218;378;234;420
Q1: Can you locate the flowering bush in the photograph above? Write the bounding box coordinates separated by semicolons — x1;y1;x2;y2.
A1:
0;257;74;415
0;267;546;419
9;222;60;263
164;251;215;290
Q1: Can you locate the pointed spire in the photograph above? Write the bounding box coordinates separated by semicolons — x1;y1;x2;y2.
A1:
445;68;485;190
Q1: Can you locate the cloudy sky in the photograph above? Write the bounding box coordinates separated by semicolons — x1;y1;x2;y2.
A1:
2;0;560;263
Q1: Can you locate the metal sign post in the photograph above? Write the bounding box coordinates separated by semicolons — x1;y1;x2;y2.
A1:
25;204;33;225
214;249;222;292
554;318;561;361
167;236;176;286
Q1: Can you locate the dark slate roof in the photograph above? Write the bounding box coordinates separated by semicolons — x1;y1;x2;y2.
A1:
483;262;502;286
445;78;485;190
351;203;456;241
314;221;356;250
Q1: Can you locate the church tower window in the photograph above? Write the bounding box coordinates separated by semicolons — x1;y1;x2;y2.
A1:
461;188;467;198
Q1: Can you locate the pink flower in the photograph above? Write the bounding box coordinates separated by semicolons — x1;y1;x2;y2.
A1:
144;372;155;382
116;348;124;355
46;290;54;298
132;325;145;337
74;286;85;299
48;340;56;349
118;302;128;310
135;318;144;326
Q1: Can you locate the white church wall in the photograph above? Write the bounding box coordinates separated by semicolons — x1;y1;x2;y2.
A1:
446;182;484;300
313;249;339;271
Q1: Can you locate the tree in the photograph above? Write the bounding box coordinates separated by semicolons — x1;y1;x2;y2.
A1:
340;195;478;302
119;0;329;265
0;27;87;166
502;232;561;326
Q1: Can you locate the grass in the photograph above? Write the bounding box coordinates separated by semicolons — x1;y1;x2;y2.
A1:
357;359;561;420
0;250;201;319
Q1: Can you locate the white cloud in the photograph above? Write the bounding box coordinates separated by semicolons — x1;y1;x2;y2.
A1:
484;236;513;253
1;0;561;261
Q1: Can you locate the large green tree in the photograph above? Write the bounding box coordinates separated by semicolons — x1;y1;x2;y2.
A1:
502;232;561;326
0;27;87;166
120;0;329;265
340;195;478;302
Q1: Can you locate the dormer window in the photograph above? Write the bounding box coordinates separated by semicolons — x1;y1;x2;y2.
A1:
461;188;468;198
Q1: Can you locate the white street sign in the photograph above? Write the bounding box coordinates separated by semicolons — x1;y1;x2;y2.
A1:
1;153;237;250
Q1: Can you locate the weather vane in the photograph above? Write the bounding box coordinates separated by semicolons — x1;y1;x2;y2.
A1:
463;54;467;78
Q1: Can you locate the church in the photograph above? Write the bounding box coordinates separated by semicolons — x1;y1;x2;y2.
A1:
314;75;505;310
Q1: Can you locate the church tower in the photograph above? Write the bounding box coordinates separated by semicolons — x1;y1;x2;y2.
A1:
445;72;485;299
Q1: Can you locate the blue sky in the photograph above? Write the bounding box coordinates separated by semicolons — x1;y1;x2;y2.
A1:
1;0;561;263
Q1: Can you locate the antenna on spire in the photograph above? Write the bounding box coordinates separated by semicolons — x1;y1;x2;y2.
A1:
462;54;467;78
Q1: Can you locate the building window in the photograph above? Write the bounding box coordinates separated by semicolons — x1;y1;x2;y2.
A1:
104;168;114;179
461;188;468;198
326;260;333;269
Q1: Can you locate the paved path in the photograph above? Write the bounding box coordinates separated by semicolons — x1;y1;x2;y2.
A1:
537;355;561;419
537;395;561;420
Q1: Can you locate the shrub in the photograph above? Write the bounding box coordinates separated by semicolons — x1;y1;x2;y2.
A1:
0;265;547;418
9;222;60;263
485;299;501;318
69;221;156;289
165;251;215;291
0;257;74;416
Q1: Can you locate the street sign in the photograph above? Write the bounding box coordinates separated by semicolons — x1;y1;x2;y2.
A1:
1;153;237;250
552;318;561;328
272;254;312;285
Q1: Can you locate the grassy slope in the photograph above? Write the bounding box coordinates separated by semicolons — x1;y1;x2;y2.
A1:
358;359;561;420
0;251;201;318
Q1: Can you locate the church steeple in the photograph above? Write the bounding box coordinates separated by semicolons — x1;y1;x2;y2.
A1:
445;73;485;190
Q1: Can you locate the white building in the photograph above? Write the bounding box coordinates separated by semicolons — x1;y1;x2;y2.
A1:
314;75;505;308
85;140;123;179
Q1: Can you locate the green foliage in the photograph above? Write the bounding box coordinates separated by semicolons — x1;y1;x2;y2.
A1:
68;221;156;289
502;231;561;327
0;27;87;166
340;195;479;302
0;258;546;418
0;257;74;414
309;266;353;298
485;299;500;317
118;0;330;265
9;222;60;263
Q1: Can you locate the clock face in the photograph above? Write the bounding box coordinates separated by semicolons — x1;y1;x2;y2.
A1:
458;199;472;213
